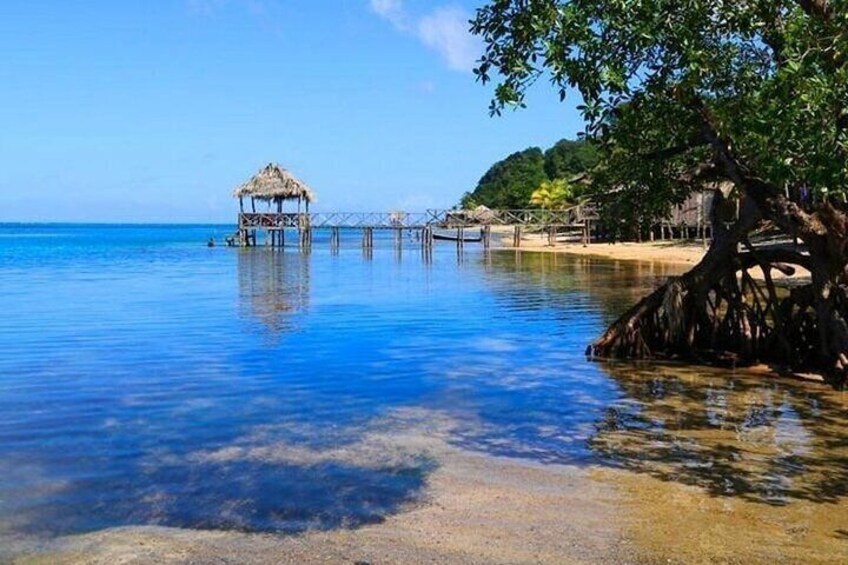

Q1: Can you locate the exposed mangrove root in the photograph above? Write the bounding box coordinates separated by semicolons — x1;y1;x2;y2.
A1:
588;222;848;386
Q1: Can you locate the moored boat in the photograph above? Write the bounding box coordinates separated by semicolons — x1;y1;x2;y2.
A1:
431;228;483;242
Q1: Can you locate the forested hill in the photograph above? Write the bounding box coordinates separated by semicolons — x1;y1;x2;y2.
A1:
460;139;599;209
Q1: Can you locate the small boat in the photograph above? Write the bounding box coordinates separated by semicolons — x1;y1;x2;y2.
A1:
432;228;483;243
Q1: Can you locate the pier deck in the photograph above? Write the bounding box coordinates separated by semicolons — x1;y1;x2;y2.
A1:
234;206;599;249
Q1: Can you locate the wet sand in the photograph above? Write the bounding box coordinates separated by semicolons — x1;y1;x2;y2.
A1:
10;409;624;564
612;469;848;564
595;364;848;564
12;459;621;564
14;453;848;564
11;400;848;564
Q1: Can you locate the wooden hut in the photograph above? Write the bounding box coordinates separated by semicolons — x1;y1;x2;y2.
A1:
234;163;316;214
233;163;316;247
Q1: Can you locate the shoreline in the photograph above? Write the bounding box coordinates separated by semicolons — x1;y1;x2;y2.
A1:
13;397;848;564
9;408;627;564
497;239;812;281
499;240;707;266
499;238;823;383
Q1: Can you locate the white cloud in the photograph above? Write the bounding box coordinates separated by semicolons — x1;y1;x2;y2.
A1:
369;2;480;73
417;6;479;72
369;0;407;29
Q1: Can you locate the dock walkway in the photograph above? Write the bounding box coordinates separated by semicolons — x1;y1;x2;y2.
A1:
235;205;599;249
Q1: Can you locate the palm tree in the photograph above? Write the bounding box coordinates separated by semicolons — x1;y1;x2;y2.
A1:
530;178;572;210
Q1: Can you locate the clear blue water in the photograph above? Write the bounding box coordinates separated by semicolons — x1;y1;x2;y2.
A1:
1;224;846;544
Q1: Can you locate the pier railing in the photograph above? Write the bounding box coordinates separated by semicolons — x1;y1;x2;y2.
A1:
238;204;597;230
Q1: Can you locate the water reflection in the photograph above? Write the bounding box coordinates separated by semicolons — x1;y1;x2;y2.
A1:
591;363;848;505
484;250;685;324
479;250;848;507
237;249;310;335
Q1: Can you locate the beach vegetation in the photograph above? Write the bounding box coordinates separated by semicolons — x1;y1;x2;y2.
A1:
461;139;598;209
461;147;548;209
530;178;574;209
472;0;848;383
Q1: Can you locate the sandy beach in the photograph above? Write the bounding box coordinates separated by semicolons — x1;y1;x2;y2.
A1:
507;239;708;265
501;238;812;281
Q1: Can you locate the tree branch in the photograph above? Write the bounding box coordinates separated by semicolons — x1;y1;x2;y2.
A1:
797;0;833;22
689;98;823;246
640;136;709;161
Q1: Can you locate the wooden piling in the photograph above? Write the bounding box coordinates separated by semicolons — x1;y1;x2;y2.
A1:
423;226;433;250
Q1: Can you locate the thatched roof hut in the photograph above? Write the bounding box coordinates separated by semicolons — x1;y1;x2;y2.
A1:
234;163;316;212
470;205;496;223
445;204;497;226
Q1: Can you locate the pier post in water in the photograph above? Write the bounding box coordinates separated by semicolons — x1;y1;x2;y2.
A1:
362;227;374;249
513;226;522;247
299;227;312;251
421;226;434;251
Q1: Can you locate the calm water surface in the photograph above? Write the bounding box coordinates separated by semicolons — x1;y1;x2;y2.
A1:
1;224;847;545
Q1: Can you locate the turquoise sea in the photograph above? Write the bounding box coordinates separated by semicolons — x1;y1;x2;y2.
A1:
1;224;847;553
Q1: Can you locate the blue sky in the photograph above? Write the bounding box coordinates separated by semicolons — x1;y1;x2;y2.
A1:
0;1;584;222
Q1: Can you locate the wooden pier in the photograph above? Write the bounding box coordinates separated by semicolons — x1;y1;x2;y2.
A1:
233;205;599;251
229;163;715;253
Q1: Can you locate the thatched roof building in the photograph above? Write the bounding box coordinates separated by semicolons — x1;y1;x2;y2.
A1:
234;163;316;212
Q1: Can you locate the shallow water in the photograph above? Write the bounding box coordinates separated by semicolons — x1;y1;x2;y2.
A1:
1;224;847;549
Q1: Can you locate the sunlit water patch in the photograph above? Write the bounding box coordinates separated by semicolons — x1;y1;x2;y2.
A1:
1;224;847;550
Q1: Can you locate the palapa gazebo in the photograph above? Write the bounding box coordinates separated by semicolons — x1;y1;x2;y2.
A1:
233;163;317;247
233;163;316;214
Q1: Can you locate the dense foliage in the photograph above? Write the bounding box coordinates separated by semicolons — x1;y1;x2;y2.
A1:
472;0;848;381
530;178;574;209
543;139;599;180
461;139;598;208
461;147;547;209
473;0;847;206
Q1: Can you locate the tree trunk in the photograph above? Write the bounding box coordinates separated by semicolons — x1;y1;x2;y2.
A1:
589;192;848;385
